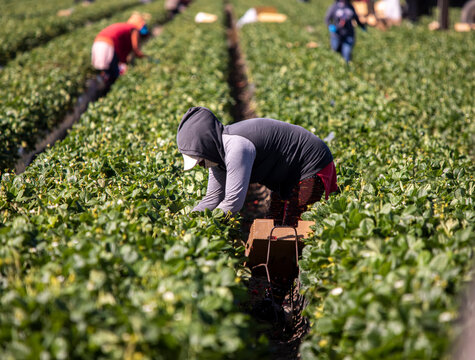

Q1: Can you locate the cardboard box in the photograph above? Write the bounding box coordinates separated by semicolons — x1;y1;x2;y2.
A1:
245;219;314;280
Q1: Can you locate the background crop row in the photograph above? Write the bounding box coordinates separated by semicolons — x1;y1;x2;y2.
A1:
0;0;142;66
230;0;474;358
0;0;168;172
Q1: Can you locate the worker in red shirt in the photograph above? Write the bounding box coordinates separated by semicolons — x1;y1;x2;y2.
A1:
91;12;149;87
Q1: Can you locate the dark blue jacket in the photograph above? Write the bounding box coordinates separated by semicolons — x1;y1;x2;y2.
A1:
325;0;364;37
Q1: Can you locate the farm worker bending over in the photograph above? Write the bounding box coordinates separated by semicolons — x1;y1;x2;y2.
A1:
176;107;338;226
325;0;366;63
91;12;149;86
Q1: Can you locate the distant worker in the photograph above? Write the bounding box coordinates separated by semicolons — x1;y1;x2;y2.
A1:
176;107;338;226
403;0;433;22
325;0;366;63
381;0;402;24
165;0;191;19
91;13;149;87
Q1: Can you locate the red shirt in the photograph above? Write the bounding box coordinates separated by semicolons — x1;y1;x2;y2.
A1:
96;23;137;63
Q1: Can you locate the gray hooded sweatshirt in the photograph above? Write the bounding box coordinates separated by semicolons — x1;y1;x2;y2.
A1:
176;107;333;214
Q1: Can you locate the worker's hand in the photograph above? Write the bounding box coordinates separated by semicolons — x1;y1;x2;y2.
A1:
328;24;337;33
119;63;128;75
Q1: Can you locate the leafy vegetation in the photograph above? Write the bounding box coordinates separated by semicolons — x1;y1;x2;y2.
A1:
0;0;473;358
0;0;168;172
231;0;474;358
0;0;266;358
0;0;143;65
2;0;73;21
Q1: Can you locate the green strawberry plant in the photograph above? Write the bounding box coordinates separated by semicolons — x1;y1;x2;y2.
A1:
2;0;73;21
0;0;268;358
231;0;474;358
1;0;473;358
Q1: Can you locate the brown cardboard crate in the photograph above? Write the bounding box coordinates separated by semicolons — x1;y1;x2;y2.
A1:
255;6;278;14
245;219;314;280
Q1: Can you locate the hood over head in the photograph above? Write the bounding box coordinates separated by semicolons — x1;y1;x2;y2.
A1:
176;107;226;168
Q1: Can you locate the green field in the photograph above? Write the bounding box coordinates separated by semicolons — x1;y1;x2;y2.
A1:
0;0;473;358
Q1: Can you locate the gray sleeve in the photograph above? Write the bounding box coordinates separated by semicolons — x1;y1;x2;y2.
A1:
192;166;226;212
216;134;256;214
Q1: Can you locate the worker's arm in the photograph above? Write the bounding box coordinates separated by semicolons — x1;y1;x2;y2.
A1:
216;134;256;214
350;4;366;29
325;4;337;26
131;29;146;58
192;167;226;212
192;135;256;214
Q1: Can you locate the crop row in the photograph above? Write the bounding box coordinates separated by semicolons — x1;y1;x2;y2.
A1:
0;0;267;358
353;20;474;158
2;0;73;21
0;0;142;66
0;0;169;173
1;0;473;358
230;0;474;358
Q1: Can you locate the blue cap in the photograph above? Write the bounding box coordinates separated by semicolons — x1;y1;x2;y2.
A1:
140;25;149;36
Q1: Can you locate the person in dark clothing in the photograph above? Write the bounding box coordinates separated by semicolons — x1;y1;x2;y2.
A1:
176;107;338;226
165;0;191;19
403;0;434;22
325;0;366;63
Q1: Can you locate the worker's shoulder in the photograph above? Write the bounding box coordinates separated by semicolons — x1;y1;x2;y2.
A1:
222;133;256;147
236;117;283;125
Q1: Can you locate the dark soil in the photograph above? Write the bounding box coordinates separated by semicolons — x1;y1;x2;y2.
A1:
224;4;309;358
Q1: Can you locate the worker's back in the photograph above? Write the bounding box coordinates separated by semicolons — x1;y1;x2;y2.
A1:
96;23;136;62
224;118;333;197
